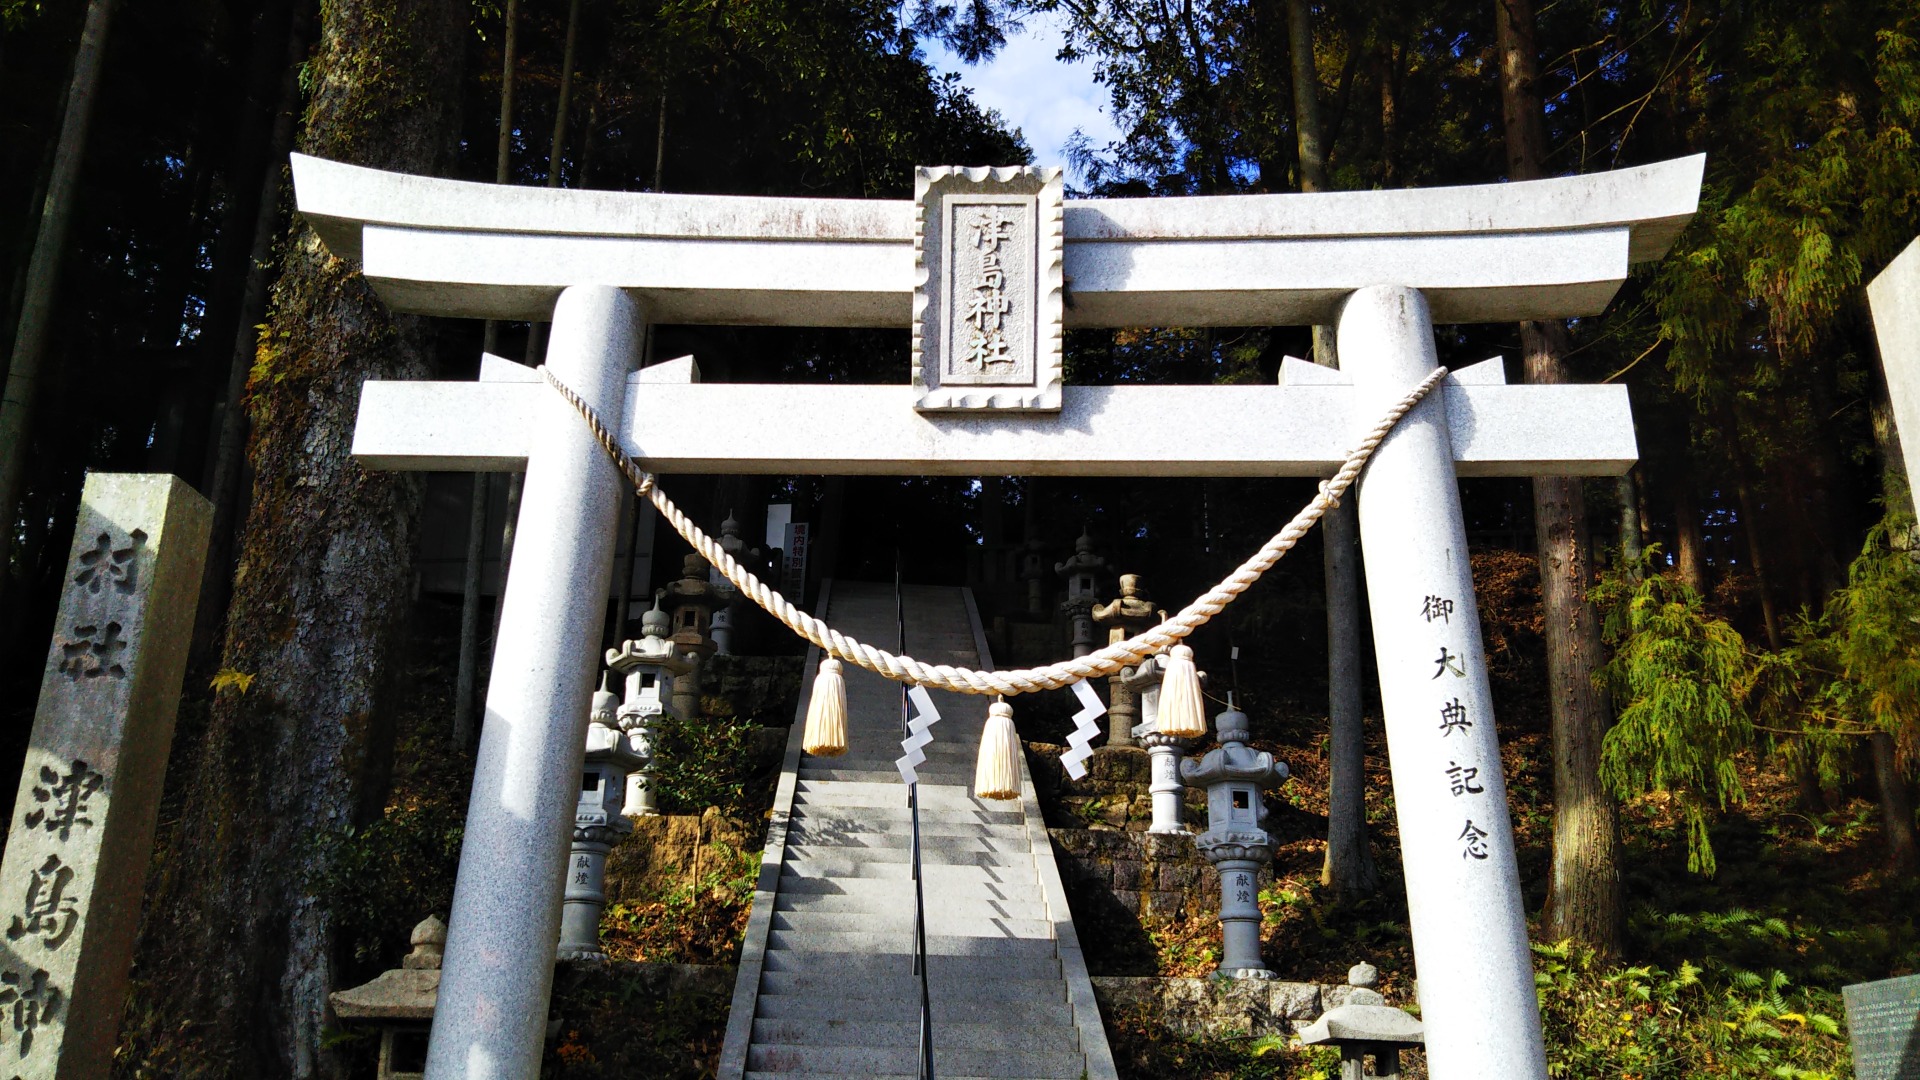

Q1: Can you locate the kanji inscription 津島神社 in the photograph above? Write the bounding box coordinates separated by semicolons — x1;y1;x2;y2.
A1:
912;165;1063;411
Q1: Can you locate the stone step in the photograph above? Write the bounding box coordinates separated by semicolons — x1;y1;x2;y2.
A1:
784;829;1034;854
794;760;975;776
776;874;1038;901
758;969;1064;1002
784;845;1034;870
793;787;1013;811
770;910;1055;938
750;1017;1075;1051
765;929;1058;957
754;991;1078;1026
747;1043;1084;1077
760;949;1062;982
775;891;1048;920
789;804;1023;826
786;815;1028;840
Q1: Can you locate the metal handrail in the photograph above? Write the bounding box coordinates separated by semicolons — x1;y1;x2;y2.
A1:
895;557;934;1080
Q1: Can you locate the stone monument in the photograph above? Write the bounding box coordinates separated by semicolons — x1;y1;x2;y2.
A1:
298;148;1701;1078
1092;573;1165;747
0;473;209;1076
1841;972;1920;1080
1180;697;1287;979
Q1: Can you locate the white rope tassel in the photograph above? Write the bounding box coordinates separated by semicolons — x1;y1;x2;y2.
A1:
802;658;848;757
974;700;1022;801
1155;645;1209;739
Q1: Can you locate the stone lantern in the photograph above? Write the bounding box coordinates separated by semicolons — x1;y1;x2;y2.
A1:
1119;651;1204;834
1055;529;1109;657
708;511;745;656
605;597;692;817
558;684;643;962
1092;573;1165;747
1179;696;1287;979
1297;962;1425;1079
663;553;724;718
1019;536;1048;618
328;914;446;1080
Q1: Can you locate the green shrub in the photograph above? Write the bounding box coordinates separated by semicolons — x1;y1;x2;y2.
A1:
648;712;759;816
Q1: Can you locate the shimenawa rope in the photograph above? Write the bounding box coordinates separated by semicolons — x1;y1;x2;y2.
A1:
541;365;1447;696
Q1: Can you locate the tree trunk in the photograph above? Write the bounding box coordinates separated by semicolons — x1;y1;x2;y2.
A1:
1289;0;1376;897
1496;0;1623;956
122;1;465;1076
0;0;115;574
1869;731;1917;876
1674;477;1707;591
1617;471;1643;569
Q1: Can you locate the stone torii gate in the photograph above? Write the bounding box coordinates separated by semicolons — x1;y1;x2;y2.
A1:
292;153;1701;1080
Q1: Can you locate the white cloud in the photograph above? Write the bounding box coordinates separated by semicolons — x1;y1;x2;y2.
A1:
920;13;1122;180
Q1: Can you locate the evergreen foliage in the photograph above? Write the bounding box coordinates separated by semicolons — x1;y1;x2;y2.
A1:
1592;551;1754;875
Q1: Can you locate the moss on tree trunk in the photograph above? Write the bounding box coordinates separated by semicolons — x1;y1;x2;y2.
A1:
117;1;464;1076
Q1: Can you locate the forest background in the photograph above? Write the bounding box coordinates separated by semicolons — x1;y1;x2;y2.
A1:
3;0;1920;1076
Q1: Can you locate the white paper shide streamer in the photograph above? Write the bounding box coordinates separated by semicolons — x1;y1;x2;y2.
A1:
894;685;942;785
1060;679;1107;780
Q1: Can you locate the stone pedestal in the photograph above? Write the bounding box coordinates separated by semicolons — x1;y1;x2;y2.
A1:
1140;733;1191;835
0;473;210;1077
427;285;643;1080
1340;284;1547;1079
558;689;641;962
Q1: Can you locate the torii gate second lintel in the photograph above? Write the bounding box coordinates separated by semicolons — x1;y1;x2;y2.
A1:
290;157;1703;1080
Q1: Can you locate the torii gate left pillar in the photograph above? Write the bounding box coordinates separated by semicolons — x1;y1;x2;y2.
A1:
292;152;1702;1080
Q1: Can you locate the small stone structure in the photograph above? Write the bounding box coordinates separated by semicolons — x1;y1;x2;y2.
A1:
1181;698;1287;979
605;599;691;817
330;916;447;1080
1092;573;1165;747
1298;962;1425;1079
663;554;724;719
558;687;641;962
1056;529;1109;658
707;512;746;655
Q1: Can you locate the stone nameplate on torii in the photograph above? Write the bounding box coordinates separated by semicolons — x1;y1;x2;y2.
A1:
293;151;1702;1080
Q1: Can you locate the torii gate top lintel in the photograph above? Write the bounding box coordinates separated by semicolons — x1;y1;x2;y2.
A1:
290;152;1703;329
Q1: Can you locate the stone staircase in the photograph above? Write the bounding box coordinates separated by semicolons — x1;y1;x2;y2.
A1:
719;580;1115;1080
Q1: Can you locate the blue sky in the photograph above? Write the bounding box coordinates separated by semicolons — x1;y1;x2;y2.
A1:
917;13;1123;180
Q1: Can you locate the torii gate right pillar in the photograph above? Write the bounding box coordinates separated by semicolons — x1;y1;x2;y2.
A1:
1341;285;1549;1078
